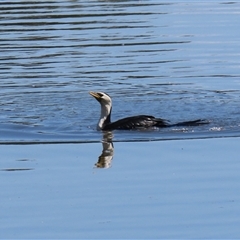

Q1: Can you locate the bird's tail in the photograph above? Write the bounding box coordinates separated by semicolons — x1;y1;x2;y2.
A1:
170;119;210;127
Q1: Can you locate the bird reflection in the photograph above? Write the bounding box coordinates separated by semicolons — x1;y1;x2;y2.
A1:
95;132;114;168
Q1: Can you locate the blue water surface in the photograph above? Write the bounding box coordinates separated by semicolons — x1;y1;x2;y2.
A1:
0;0;240;142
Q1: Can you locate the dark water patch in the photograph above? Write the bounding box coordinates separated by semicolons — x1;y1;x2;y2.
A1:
1;168;34;172
0;129;240;145
16;159;35;162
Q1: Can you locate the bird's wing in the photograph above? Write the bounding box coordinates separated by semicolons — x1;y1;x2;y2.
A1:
103;115;168;130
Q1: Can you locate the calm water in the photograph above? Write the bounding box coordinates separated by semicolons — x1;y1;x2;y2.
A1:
1;138;240;238
1;1;240;143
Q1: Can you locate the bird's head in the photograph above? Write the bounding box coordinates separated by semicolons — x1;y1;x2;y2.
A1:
89;91;112;107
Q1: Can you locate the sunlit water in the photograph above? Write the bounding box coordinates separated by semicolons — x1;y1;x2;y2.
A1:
1;1;240;143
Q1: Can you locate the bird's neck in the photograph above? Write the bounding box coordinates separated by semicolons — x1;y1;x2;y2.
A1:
97;104;112;130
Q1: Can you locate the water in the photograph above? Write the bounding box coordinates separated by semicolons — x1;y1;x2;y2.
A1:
1;2;240;238
1;1;240;143
1;138;240;238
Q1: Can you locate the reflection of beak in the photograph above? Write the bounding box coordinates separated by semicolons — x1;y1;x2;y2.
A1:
89;91;101;100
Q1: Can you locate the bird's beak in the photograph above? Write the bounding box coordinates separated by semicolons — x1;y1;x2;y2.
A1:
89;91;101;100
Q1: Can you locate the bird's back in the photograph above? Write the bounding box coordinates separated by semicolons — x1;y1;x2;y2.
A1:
102;115;168;130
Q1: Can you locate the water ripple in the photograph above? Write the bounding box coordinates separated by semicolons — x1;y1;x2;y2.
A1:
0;1;240;142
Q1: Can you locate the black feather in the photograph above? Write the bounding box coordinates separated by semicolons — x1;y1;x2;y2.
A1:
102;115;169;130
103;116;209;130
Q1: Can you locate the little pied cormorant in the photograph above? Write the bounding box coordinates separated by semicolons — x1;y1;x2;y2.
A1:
89;91;208;131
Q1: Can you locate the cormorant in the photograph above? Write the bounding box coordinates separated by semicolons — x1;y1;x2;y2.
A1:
89;91;208;131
